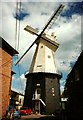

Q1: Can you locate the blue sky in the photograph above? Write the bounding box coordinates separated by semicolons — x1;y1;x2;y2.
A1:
1;1;82;94
14;2;83;21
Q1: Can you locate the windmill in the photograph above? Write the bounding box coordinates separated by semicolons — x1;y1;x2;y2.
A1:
15;4;64;114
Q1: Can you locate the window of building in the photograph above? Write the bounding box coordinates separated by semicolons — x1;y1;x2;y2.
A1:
37;65;42;67
48;55;51;58
41;46;43;48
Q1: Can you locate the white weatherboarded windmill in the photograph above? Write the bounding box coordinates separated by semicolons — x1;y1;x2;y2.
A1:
15;4;64;114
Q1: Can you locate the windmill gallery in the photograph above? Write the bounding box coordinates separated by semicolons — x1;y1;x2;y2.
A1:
15;4;64;115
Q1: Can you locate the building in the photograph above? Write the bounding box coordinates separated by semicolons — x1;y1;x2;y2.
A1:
60;92;67;111
23;32;62;115
64;51;83;120
10;90;24;109
0;37;18;119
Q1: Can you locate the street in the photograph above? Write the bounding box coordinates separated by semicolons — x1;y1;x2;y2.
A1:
20;114;56;120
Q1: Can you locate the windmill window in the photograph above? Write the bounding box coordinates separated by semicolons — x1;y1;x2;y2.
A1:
52;88;54;92
37;65;42;67
41;46;43;48
76;78;79;81
19;99;21;103
37;84;40;86
48;55;51;58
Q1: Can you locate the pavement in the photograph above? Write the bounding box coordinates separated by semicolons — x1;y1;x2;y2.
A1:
20;114;56;120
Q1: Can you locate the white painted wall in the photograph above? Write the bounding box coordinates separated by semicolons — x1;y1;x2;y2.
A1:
29;34;59;74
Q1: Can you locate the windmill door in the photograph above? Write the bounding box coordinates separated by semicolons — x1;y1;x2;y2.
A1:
32;88;41;114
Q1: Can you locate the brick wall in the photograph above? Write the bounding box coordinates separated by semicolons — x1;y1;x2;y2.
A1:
0;48;12;118
0;48;2;119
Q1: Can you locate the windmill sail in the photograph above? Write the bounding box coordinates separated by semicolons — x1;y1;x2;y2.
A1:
24;25;39;36
15;4;64;65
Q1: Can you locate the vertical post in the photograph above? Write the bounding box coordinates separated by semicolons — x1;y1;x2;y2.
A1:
39;100;40;114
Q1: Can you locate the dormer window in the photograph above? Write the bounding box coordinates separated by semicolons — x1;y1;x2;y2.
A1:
48;55;51;58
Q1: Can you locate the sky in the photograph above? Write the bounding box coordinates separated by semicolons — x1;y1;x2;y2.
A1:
0;0;83;95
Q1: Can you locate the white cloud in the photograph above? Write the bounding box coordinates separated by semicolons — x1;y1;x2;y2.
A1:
20;73;26;80
12;74;26;94
60;79;66;85
53;14;81;74
60;85;64;94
